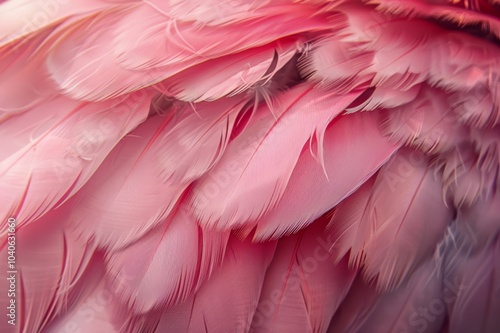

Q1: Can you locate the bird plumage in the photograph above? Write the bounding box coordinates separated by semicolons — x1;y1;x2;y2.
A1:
1;0;499;332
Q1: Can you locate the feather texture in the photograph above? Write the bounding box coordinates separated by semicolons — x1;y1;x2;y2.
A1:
105;207;229;312
0;209;95;333
189;84;363;231
250;220;356;333
0;92;150;235
360;148;452;290
327;175;377;265
46;3;331;101
328;259;444;333
446;237;500;333
156;38;300;102
252;109;400;240
68;96;249;250
146;237;277;333
380;86;468;154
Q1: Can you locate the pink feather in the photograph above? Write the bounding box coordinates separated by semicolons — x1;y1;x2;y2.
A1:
0;92;150;235
156;38;300;102
146;237;277;333
252;109;400;240
105;207;229;313
446;237;500;333
380;86;469;154
361;148;452;290
329;259;444;333
189;84;363;231
46;3;331;101
0;209;95;333
250;220;356;333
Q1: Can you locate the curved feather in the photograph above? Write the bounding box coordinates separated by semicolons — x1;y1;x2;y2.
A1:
144;0;294;25
44;278;127;333
252;109;400;240
0;33;57;116
105;207;229;313
328;259;443;333
147;237;277;333
250;220;356;333
155;96;247;183
0;92;150;236
156;38;299;102
327;175;377;265
371;0;500;38
67;112;184;250
68;96;247;250
361;148;452;290
305;4;500;97
46;3;331;101
189;84;363;231
380;86;468;154
0;0;120;46
446;237;500;333
0;209;95;333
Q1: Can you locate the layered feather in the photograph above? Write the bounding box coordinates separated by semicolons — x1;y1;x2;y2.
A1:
326;175;377;264
360;148;452;290
380;86;468;154
189;83;363;231
371;0;500;39
105;207;229;312
0;92;150;235
0;209;95;333
156;38;300;102
142;237;277;333
445;237;500;333
68;96;248;250
252;109;400;240
46;2;332;101
250;220;356;333
328;259;444;333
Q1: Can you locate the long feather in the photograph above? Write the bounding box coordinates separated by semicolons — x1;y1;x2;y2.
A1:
155;96;248;183
252;109;399;240
46;3;332;101
0;209;95;333
0;0;119;46
328;259;443;333
146;237;277;333
156;38;299;102
0;92;150;236
327;175;377;265
189;84;363;231
68;96;247;250
250;219;356;333
361;148;452;290
370;0;500;39
446;237;500;333
105;207;229;313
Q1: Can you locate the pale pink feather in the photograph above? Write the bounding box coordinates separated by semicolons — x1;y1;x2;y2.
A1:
189;84;363;231
148;237;277;333
0;92;150;235
250;220;356;333
252;109;400;240
105;207;229;312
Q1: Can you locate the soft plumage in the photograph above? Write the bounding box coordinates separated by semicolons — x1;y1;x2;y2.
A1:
1;0;499;332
